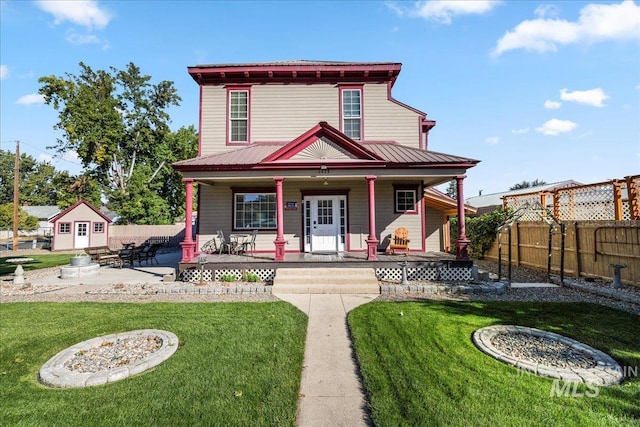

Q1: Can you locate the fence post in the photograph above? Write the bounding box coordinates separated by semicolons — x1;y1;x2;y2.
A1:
626;175;639;220
574;222;581;278
613;180;624;221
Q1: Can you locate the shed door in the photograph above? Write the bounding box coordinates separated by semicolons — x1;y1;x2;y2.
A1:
75;222;90;249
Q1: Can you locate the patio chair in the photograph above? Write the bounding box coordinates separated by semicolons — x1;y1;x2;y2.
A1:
119;245;144;268
139;243;162;265
217;230;235;255
390;227;410;255
238;229;258;255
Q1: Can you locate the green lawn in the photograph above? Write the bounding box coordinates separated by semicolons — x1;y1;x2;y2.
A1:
0;302;307;426
1;254;73;275
349;301;640;427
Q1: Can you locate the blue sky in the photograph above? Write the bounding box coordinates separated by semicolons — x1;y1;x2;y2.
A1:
1;0;638;199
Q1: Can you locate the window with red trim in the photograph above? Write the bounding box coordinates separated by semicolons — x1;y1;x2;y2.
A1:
227;87;250;143
93;222;105;233
59;222;71;234
340;87;362;140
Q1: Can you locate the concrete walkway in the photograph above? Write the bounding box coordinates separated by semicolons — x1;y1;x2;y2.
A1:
276;293;378;427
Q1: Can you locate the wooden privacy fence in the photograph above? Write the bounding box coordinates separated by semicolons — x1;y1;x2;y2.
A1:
485;221;639;287
503;175;640;221
108;224;185;249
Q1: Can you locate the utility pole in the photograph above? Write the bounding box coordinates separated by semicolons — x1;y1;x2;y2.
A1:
13;141;20;252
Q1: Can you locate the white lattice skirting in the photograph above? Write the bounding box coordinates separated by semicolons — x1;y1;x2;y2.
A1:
376;267;471;282
181;268;275;283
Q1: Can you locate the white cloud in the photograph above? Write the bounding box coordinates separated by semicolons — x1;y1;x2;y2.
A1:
485;136;500;145
62;150;81;163
65;29;101;45
560;88;609;107
534;4;560;19
512;127;530;135
387;0;501;24
16;93;45;105
544;100;562;109
37;0;112;30
493;0;640;56
536;119;578;136
0;65;8;80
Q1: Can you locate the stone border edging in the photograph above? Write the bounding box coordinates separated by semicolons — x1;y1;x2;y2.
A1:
562;278;640;305
39;329;179;388
472;325;624;386
381;282;506;295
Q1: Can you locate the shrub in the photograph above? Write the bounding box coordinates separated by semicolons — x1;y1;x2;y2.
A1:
450;208;509;258
241;272;260;282
220;274;236;282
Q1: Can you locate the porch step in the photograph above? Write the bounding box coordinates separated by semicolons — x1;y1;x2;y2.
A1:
272;268;380;294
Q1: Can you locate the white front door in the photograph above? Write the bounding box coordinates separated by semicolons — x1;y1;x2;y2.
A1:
75;222;90;249
304;196;345;253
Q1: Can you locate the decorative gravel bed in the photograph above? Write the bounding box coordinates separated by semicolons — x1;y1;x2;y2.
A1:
473;325;624;385
64;334;163;373
489;332;595;369
39;329;179;388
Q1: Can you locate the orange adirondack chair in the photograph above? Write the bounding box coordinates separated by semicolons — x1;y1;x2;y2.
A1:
390;227;410;255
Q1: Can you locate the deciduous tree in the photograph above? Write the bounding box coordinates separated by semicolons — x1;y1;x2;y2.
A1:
39;62;195;223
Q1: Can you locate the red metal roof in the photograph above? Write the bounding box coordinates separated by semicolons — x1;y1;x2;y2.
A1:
173;141;478;172
363;143;478;166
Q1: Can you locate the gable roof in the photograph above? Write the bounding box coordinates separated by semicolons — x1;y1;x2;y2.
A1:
49;199;113;224
173;123;479;172
262;121;384;163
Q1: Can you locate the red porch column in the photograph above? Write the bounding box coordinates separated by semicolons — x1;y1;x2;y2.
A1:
274;176;286;261
365;175;379;260
455;175;470;260
180;178;196;262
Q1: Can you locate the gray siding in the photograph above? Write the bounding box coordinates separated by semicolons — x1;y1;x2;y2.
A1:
199;83;423;154
364;84;422;148
251;85;339;141
424;206;444;252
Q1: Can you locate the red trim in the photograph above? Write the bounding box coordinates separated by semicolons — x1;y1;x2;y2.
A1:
188;63;402;86
93;222;105;233
300;189;350;197
198;85;203;156
339;85;364;141
226;86;251;145
58;222;71;234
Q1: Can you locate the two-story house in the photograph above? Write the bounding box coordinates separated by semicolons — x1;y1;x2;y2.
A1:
173;61;478;263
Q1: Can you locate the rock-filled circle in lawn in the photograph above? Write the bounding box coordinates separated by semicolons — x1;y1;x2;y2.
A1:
39;329;179;388
472;325;624;386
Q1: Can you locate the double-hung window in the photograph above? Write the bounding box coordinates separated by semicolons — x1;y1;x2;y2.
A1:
234;192;276;230
394;186;418;214
341;87;362;140
228;88;250;143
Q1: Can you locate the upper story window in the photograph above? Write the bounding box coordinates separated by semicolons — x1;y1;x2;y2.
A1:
227;87;250;143
340;87;362;140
